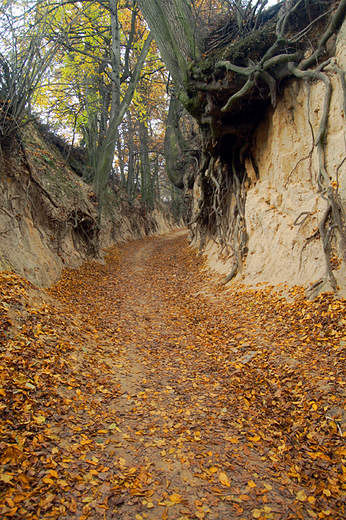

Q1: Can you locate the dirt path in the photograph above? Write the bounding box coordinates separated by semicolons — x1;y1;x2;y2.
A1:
1;231;346;520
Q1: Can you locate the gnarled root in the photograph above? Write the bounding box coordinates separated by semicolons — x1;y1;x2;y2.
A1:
222;262;239;285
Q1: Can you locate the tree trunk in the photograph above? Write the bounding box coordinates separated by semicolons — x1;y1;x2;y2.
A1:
139;121;153;209
164;95;188;189
125;112;136;197
137;0;202;91
153;154;160;202
116;136;126;188
93;0;153;198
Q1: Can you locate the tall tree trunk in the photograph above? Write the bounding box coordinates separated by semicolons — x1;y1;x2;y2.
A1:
93;0;153;198
153;154;160;202
116;136;126;188
139;121;153;209
137;0;202;92
125;112;136;197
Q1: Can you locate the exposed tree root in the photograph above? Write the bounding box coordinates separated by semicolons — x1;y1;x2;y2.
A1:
168;0;346;291
221;262;239;284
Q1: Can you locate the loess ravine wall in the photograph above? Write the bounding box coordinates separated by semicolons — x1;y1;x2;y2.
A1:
0;124;174;287
199;17;346;296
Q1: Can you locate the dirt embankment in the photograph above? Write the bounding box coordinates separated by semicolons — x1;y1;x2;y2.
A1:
1;230;346;519
0;123;176;287
189;15;346;298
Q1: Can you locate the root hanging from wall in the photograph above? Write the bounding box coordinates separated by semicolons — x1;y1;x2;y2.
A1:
168;0;346;293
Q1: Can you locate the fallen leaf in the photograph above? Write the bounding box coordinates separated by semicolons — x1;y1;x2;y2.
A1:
296;490;307;502
169;493;182;504
219;472;231;487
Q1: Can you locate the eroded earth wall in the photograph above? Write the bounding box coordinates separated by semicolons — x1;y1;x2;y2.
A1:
206;18;346;296
0;124;174;288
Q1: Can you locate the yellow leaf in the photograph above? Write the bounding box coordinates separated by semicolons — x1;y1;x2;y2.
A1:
219;472;230;487
86;458;98;466
42;477;55;485
323;489;331;497
263;483;272;491
252;509;261;518
248;480;256;488
209;467;218;474
296;490;307;501
34;415;46;425
194;431;201;441
169;493;182;504
248;435;261;442
309;451;330;461
0;473;13;483
82;496;94;503
224;435;239;443
49;470;58;479
5;497;14;507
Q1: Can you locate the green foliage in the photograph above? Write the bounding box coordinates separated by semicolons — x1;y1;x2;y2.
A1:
0;0;61;148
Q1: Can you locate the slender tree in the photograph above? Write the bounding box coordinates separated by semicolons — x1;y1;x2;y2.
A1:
0;0;64;149
35;0;153;201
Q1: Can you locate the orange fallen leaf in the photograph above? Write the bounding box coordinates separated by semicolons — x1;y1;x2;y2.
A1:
169;493;182;504
219;472;230;487
296;490;307;501
42;477;55;485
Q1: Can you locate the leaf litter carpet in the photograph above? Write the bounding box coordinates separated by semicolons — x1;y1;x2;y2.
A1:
1;230;346;520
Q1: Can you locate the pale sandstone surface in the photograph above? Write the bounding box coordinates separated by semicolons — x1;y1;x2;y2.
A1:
203;19;346;296
0;128;175;288
0;200;175;288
